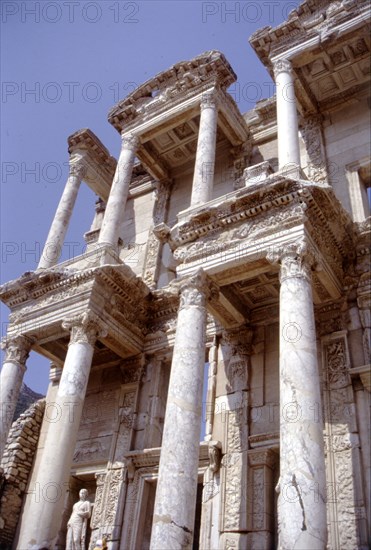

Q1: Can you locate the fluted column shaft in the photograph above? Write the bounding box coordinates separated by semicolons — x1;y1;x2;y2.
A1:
150;271;211;550
273;59;301;171
98;133;139;249
277;244;327;549
0;335;32;457
38;162;84;269
17;313;105;549
191;92;218;207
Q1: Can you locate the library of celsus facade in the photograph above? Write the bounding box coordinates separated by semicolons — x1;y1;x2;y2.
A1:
0;0;370;548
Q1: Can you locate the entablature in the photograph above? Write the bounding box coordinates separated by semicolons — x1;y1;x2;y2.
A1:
250;0;371;115
107;51;251;181
68;128;117;202
0;265;151;365
162;176;355;308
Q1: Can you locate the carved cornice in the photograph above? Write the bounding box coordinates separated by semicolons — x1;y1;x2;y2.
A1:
1;265;151;344
68;128;117;202
170;180;354;282
108;51;236;132
249;0;370;66
124;442;210;469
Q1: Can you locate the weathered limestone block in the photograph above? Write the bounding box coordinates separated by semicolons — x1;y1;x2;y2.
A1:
0;399;45;547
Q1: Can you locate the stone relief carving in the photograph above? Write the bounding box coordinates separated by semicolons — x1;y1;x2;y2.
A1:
73;439;109;464
325;338;350;388
208;441;222;473
322;333;363;549
300;114;328;182
90;473;106;530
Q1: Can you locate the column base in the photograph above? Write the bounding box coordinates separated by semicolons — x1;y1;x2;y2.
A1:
277;165;307;180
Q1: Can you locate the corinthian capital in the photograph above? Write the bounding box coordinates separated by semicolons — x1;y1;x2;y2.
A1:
200;90;218;111
1;335;33;367
273;58;293;78
121;133;140;152
178;269;219;309
267;240;316;282
62;312;108;346
69;160;86;179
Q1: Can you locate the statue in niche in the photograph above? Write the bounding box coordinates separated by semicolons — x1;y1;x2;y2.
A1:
66;488;92;550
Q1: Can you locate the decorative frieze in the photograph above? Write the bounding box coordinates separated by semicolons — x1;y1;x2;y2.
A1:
322;331;368;549
300;114;328;183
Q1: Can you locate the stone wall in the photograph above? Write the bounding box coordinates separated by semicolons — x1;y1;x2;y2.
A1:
0;399;45;547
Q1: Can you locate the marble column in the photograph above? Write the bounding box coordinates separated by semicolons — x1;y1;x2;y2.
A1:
204;337;218;441
273;59;301;172
98;133;139;250
150;270;212;550
276;243;327;549
190;91;218;207
17;312;106;549
0;335;32;458
38;161;84;269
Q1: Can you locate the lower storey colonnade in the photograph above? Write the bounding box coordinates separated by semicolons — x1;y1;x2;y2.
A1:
1;253;329;549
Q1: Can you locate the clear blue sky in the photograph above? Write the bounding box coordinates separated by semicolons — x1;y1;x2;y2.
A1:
1;0;301;394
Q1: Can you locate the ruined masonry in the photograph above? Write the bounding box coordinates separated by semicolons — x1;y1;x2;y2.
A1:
0;0;370;548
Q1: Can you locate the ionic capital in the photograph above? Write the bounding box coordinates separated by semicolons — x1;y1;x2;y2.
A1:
62;312;108;346
273;58;293;78
267;240;316;283
200;90;218;111
1;334;33;367
178;269;219;309
121;133;140;152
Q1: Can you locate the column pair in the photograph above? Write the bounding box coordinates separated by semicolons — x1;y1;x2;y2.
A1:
38;133;140;270
17;312;106;549
150;270;215;550
272;242;327;549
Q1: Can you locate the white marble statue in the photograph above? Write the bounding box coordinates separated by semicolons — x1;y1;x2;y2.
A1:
66;488;92;550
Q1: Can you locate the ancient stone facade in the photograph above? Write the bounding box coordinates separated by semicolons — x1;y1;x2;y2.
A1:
0;1;370;549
